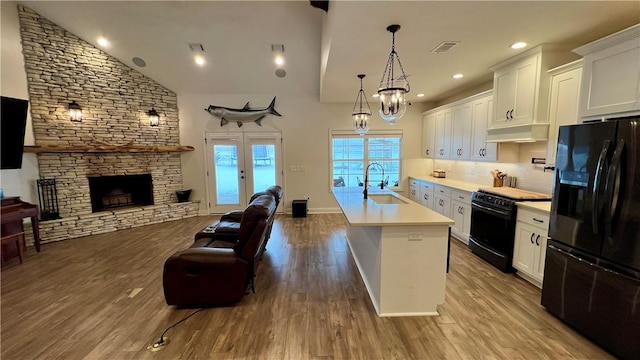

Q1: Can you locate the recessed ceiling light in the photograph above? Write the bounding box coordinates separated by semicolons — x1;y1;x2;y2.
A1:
417;93;425;97
97;37;110;47
372;94;380;98
274;55;285;66
453;73;463;79
510;42;527;49
194;55;206;66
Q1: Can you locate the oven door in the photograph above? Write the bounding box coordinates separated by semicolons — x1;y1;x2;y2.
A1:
469;201;516;271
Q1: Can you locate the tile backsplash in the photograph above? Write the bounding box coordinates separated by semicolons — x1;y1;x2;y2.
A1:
428;159;554;194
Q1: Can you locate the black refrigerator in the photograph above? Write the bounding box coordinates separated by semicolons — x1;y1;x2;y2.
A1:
542;117;640;360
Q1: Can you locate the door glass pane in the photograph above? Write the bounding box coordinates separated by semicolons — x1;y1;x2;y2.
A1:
251;144;276;194
213;145;239;204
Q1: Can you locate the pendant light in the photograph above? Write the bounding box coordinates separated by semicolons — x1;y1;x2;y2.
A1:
377;24;410;124
352;74;371;136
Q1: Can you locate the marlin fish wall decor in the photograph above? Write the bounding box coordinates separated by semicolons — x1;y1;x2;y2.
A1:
205;97;282;127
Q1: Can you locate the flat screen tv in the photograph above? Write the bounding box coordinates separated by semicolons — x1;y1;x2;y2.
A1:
1;96;29;170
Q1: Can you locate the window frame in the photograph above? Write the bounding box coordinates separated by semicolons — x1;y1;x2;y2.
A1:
330;129;403;192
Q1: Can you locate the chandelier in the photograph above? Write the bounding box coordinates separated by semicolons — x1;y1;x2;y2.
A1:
352;74;371;135
377;24;410;124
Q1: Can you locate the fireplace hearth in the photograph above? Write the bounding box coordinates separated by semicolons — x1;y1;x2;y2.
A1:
88;174;153;212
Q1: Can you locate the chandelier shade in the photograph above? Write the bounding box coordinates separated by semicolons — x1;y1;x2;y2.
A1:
377;24;410;124
352;74;371;135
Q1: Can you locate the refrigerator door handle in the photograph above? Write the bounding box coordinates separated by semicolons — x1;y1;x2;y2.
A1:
592;140;611;235
604;139;625;240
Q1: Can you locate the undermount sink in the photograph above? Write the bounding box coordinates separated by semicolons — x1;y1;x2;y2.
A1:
368;194;409;205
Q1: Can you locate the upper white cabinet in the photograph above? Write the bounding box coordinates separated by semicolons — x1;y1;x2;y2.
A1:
423;90;512;162
487;45;578;142
573;24;640;120
470;94;497;161
434;108;452;159
546;60;583;166
492;54;538;127
451;103;472;160
422;112;436;158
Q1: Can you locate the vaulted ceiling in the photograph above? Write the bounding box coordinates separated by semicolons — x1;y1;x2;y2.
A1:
18;1;640;104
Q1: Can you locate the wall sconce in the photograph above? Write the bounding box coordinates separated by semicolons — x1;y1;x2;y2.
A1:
69;101;82;122
148;108;159;126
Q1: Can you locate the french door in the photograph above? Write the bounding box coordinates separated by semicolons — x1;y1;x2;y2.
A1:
205;132;283;213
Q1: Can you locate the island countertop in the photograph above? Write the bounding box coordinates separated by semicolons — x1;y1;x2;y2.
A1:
332;188;454;227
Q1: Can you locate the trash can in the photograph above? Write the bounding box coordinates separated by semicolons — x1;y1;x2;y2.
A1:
292;199;307;218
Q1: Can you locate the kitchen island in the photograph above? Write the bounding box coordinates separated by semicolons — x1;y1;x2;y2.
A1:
333;188;454;317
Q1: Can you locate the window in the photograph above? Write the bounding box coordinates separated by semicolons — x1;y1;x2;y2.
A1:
331;130;402;189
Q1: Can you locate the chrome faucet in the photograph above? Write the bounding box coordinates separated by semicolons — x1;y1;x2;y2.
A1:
363;162;385;199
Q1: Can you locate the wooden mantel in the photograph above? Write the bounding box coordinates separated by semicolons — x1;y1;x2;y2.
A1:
24;145;195;153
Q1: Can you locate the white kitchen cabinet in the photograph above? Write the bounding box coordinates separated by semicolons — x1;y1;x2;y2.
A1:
422;112;436;158
487;45;577;142
546;60;583;167
434;108;452;159
433;185;451;218
470;93;498;161
513;207;550;287
573;24;640;120
492;54;539;127
419;182;434;210
408;179;420;203
451;103;472;160
450;190;471;244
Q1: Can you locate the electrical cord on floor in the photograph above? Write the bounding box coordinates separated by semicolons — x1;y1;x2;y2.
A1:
149;308;205;349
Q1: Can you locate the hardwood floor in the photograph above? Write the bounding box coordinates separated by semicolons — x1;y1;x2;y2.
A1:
1;214;613;359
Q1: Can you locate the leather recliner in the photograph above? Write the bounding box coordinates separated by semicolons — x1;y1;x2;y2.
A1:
194;185;283;243
162;193;277;307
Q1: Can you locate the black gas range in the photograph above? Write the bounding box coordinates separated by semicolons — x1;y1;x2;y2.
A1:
468;188;551;272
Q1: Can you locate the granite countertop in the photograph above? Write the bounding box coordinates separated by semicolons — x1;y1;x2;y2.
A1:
516;201;552;213
332;188;454;227
409;176;484;193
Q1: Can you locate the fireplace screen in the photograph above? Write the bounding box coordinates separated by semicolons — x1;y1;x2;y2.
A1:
88;174;153;212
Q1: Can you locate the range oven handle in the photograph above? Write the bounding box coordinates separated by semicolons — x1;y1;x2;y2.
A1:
592;140;611;235
471;202;510;219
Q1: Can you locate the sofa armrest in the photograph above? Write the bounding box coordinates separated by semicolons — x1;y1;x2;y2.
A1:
172;247;240;271
220;210;244;222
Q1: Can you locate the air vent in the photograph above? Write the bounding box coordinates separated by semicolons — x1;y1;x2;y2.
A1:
431;41;460;53
271;44;285;52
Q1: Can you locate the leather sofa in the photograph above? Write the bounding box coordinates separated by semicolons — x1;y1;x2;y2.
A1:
194;185;283;244
163;192;278;307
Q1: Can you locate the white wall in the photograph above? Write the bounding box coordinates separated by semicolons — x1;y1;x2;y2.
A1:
178;94;425;213
0;2;40;203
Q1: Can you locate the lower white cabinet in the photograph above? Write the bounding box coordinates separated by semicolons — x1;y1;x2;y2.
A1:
513;207;550;287
409;179;420;203
419;182;434;210
450;189;471;244
433;194;451;218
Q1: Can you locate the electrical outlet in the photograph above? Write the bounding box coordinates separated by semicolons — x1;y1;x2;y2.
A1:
408;232;422;241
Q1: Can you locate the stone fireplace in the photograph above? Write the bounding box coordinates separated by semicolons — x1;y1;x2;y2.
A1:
88;174;153;212
17;6;199;243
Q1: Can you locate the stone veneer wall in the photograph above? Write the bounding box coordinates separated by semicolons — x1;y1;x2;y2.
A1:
17;6;198;243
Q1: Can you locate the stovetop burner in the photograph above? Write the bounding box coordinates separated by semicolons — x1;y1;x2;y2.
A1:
472;191;515;212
